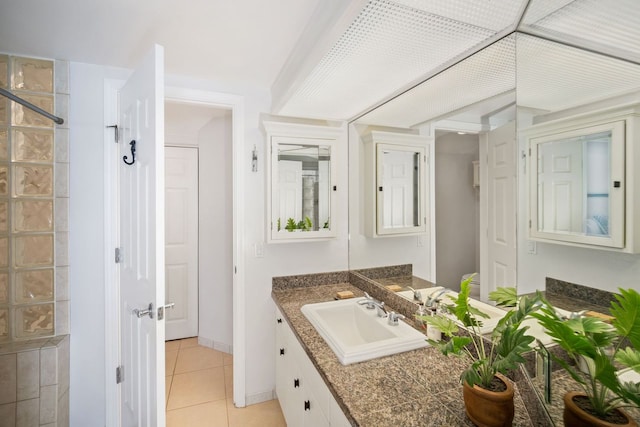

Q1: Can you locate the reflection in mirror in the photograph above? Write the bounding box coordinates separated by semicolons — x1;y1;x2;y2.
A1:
531;121;626;249
516;22;640;424
350;35;516;297
538;131;611;236
340;2;640;424
275;142;331;233
379;148;421;230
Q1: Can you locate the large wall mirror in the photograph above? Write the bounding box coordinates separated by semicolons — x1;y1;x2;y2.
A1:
346;2;640;423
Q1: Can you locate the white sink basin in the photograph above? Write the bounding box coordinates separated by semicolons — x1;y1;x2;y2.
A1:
398;287;507;334
301;297;428;365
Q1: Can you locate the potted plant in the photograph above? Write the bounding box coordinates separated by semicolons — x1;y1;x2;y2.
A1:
532;288;640;427
420;276;542;427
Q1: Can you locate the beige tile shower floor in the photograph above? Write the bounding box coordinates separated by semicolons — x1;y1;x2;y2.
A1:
165;337;286;427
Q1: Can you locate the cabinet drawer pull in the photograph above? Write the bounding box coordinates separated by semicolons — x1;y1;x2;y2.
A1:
279;348;285;356
294;378;300;388
277;318;283;324
304;400;311;411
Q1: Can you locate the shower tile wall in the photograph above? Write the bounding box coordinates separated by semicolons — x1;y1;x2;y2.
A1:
0;53;69;426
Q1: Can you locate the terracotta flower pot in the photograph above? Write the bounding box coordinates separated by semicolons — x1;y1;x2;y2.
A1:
462;373;515;427
563;391;638;427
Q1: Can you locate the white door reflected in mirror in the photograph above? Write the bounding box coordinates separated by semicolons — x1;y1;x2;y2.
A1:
379;148;421;230
363;131;430;238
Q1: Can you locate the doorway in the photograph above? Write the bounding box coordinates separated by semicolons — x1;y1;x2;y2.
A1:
434;131;481;291
164;100;234;349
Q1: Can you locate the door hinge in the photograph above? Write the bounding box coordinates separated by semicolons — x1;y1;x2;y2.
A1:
116;365;124;384
115;247;122;263
106;124;119;143
529;220;532;228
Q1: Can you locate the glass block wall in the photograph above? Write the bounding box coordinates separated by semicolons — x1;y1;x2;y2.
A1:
0;55;67;342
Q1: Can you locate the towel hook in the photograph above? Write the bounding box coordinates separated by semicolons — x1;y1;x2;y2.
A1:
123;140;136;165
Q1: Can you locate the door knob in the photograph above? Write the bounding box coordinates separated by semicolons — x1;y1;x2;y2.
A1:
157;302;175;320
134;303;154;319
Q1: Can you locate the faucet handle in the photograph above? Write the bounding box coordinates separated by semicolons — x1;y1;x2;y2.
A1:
407;286;422;302
388;312;406;326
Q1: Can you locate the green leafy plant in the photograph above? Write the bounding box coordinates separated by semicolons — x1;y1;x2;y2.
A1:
489;287;518;308
532;288;640;417
421;276;542;389
285;218;297;231
297;216;313;231
277;218;281;231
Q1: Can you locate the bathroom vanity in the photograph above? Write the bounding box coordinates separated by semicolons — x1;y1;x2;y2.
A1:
272;271;549;426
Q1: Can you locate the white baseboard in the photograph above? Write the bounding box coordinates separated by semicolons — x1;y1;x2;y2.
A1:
244;390;277;407
197;336;233;354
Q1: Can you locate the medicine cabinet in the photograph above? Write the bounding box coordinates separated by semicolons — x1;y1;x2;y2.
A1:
362;131;430;237
263;120;342;243
525;104;640;253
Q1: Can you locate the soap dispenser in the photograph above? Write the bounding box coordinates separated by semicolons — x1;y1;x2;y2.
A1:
414;303;428;332
425;302;442;342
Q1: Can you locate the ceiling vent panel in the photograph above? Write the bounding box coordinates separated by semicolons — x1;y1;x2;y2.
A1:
276;0;526;120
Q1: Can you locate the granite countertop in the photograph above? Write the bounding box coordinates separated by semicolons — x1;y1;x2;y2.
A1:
272;282;541;427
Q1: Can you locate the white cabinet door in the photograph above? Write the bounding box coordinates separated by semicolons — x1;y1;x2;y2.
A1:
275;308;337;427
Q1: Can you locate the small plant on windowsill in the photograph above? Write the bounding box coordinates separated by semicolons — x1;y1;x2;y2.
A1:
285;218;297;232
420;276;543;427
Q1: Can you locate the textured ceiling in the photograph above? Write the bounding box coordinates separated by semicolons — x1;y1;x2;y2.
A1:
276;0;527;120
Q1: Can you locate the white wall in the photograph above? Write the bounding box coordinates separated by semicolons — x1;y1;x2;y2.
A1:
348;124;432;280
197;113;234;350
434;133;479;290
242;117;349;403
69;61;130;427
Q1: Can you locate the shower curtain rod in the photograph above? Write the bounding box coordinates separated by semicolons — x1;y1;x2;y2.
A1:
0;87;64;125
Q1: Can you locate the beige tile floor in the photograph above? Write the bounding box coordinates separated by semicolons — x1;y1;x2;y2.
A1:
165;337;287;427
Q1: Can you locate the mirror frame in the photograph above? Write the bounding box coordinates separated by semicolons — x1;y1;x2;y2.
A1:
263;120;342;243
523;105;637;251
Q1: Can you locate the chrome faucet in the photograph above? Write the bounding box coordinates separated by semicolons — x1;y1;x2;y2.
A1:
407;286;422;302
425;288;450;308
387;312;405;326
358;293;388;318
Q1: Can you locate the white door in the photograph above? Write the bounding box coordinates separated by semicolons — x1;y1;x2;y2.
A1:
118;45;165;427
484;121;517;295
165;146;199;340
